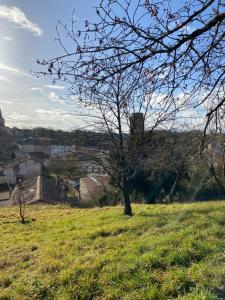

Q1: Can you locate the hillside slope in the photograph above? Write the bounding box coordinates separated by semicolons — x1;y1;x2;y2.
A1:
0;202;225;299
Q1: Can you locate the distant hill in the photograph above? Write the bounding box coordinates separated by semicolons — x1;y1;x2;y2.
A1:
12;126;204;148
12;127;113;148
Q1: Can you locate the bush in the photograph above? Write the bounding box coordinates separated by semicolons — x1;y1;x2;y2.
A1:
98;190;122;207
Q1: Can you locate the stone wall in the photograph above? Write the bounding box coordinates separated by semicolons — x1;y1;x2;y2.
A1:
0;191;10;201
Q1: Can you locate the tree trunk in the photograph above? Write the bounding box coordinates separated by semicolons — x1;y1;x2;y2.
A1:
18;189;26;224
210;164;223;188
164;170;179;204
122;187;132;216
19;201;25;224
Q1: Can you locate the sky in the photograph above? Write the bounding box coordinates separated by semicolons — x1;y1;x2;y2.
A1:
0;0;206;131
0;0;99;129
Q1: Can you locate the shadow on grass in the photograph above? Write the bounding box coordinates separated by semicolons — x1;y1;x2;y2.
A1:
0;218;36;225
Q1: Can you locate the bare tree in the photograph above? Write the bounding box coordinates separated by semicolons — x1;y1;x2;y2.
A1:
17;182;26;224
40;51;179;214
38;0;225;134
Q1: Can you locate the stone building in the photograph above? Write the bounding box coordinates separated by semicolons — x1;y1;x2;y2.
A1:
0;172;11;201
21;144;51;156
79;175;111;205
0;183;11;201
130;112;145;148
130;112;144;136
0;109;5;127
10;176;63;205
0;109;13;135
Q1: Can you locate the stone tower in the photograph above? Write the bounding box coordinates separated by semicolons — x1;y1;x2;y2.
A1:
130;112;144;137
0;109;5;127
130;112;144;148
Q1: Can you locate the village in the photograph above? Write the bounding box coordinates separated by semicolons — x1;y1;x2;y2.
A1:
0;109;112;207
2;105;225;210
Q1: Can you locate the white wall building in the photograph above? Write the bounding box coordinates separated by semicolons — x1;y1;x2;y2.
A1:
0;157;42;185
21;144;76;158
50;145;76;157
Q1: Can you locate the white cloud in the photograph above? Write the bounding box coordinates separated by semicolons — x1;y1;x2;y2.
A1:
0;100;13;104
35;108;62;117
0;75;10;82
0;62;30;76
0;5;42;36
34;108;84;129
2;36;14;41
36;108;54;114
45;84;65;90
7;112;31;121
31;87;43;92
48;91;62;103
0;62;19;73
31;86;65;97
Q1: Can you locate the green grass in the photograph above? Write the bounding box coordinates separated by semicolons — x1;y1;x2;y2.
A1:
0;202;225;300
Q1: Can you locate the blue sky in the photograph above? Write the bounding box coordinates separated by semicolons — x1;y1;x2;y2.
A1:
0;0;99;129
0;0;206;131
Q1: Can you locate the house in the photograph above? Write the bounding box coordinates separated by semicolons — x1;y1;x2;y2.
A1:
10;176;64;205
79;175;111;205
20;144;51;156
0;171;7;184
28;152;50;167
0;171;11;201
50;145;77;157
75;146;107;175
20;144;76;158
0;156;42;185
0;183;11;201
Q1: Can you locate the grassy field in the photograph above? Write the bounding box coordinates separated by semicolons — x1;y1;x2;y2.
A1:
0;202;225;300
